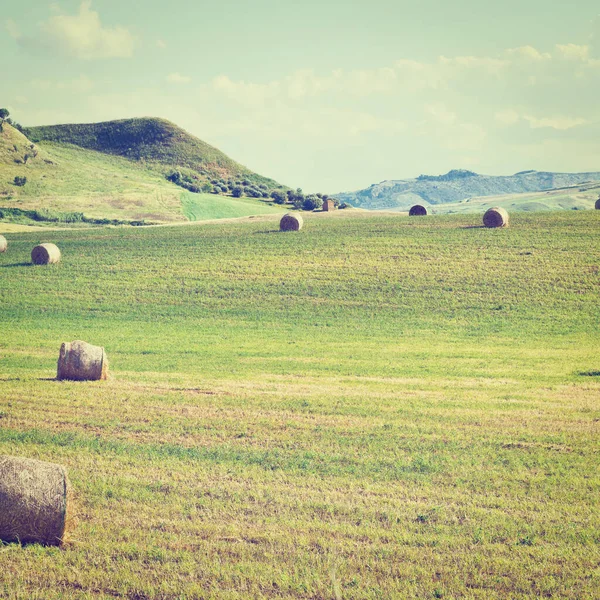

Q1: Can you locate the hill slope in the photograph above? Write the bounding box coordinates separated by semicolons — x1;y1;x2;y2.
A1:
0;121;285;225
24;118;280;188
338;169;600;210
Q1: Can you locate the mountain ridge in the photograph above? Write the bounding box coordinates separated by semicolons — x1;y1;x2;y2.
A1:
337;169;600;210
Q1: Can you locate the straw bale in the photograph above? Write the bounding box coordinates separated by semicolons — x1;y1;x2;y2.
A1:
31;243;61;265
0;235;6;253
57;340;109;381
0;456;70;546
483;207;509;228
280;214;304;231
409;205;428;216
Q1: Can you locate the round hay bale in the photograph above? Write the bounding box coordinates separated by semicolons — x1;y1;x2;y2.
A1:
57;340;109;381
0;456;70;546
595;198;600;209
409;205;428;216
0;235;7;253
280;213;304;232
483;207;509;228
31;243;61;265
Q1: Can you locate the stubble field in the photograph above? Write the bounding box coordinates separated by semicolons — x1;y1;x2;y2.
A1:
0;211;598;599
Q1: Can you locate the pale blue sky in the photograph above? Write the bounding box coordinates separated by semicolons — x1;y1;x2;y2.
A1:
3;0;599;191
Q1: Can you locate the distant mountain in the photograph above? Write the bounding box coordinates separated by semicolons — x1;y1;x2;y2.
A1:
336;169;600;210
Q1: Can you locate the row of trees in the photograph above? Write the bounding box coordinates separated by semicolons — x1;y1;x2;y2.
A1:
270;188;344;211
167;174;344;211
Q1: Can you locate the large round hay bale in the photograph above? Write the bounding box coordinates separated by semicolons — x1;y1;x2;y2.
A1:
57;340;109;381
0;235;7;253
0;456;70;546
595;198;600;209
483;207;509;228
31;243;61;265
280;213;304;232
409;205;428;216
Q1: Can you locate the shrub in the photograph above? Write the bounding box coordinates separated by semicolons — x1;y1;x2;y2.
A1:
13;176;27;187
166;171;182;184
232;186;244;198
302;195;323;211
271;190;287;204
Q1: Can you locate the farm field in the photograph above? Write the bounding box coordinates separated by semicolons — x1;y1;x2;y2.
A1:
429;184;600;215
0;211;599;599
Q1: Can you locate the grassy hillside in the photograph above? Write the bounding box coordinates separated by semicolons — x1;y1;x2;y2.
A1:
25;118;281;189
0;123;285;225
0;211;598;599
181;192;286;221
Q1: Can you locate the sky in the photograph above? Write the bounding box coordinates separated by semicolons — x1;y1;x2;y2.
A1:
3;0;600;192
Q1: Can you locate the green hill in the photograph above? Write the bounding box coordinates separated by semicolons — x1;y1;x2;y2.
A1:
0;120;286;226
24;118;279;189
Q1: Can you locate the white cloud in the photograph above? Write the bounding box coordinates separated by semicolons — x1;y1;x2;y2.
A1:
494;109;520;125
524;115;588;130
439;54;509;72
18;1;135;59
505;46;551;61
29;75;95;93
157;39;167;49
167;73;192;84
555;44;590;61
5;19;20;39
425;103;457;126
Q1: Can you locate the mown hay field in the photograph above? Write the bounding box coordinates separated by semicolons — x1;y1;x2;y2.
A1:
0;211;598;599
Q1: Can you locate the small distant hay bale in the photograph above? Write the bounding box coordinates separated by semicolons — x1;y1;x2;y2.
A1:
409;205;428;216
595;198;600;209
483;207;509;228
57;340;109;381
0;456;71;546
31;243;61;265
0;235;7;253
280;213;304;232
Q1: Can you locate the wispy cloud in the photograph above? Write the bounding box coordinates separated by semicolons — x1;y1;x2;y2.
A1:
14;1;135;60
5;19;20;39
29;75;95;93
524;115;588;130
167;73;192;84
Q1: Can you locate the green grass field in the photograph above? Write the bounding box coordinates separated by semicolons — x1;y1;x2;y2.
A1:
0;211;598;599
181;192;285;221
